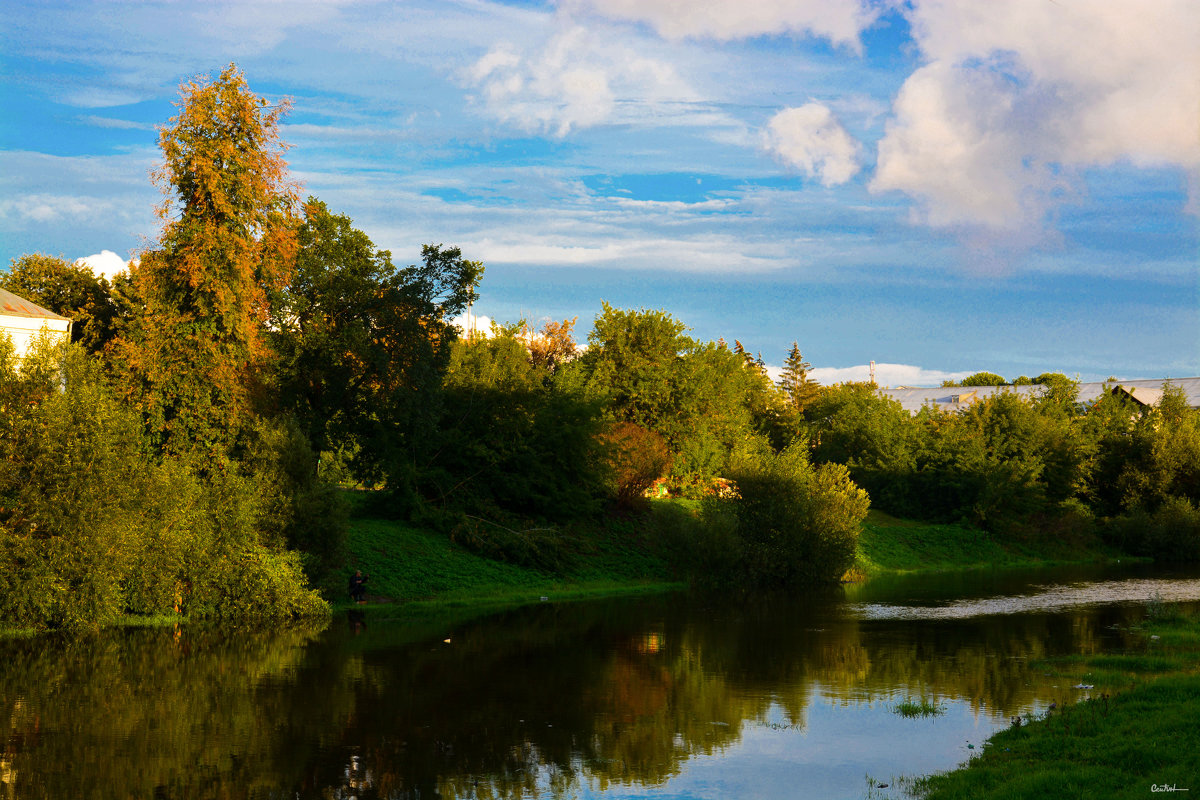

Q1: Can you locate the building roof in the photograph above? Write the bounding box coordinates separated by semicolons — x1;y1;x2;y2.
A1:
878;377;1200;413
0;288;68;321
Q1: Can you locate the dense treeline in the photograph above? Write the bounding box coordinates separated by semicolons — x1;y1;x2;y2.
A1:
2;65;1197;629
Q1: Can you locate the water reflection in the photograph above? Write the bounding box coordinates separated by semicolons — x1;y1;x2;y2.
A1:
2;565;1199;799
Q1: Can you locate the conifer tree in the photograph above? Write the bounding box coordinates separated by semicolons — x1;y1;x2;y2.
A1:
778;342;820;413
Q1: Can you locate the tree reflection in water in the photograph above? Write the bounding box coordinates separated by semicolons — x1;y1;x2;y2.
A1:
1;571;1194;799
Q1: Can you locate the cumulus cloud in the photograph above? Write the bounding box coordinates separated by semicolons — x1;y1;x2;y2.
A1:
571;0;877;50
77;250;131;280
763;103;861;186
872;0;1200;230
465;24;699;136
449;311;495;339
808;363;972;387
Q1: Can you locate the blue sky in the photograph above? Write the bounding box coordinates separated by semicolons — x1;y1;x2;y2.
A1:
1;0;1197;384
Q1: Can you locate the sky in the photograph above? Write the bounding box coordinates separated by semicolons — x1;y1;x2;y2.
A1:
1;0;1197;385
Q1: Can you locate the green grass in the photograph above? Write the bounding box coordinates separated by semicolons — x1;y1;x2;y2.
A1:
912;612;1200;799
335;499;682;612
893;698;946;718
852;510;1125;577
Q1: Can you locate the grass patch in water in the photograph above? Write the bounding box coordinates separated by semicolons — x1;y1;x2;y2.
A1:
893;698;946;718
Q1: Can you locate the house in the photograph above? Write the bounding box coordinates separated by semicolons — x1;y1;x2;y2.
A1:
0;288;72;361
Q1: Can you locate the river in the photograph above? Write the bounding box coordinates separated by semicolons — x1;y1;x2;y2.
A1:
2;562;1198;799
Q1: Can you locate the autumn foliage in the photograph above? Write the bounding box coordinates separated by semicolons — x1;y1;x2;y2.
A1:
113;64;299;454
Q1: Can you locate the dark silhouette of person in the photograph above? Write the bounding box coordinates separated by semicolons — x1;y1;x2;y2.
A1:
348;570;368;603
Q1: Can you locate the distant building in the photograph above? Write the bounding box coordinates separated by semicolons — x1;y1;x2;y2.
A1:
0;288;72;362
878;378;1200;414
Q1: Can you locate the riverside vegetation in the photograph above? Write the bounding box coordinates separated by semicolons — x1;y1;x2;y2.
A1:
3;64;1200;633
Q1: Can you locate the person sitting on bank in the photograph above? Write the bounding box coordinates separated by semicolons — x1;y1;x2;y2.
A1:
348;570;368;603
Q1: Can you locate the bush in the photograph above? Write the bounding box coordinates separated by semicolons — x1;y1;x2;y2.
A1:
726;443;869;587
0;344;326;630
603;422;672;510
1104;497;1200;563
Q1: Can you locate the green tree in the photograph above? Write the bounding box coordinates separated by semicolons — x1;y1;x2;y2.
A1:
1;253;127;353
578;306;777;486
778;342;820;413
419;330;606;526
807;382;921;514
580;303;693;432
0;342;323;629
112;63;299;455
959;372;1008;386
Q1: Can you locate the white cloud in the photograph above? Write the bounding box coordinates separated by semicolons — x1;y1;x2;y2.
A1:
77;250;131;280
449;311;495;339
762;103;861;186
571;0;878;50
0;194;115;225
808;362;972;387
872;0;1200;230
465;24;701;136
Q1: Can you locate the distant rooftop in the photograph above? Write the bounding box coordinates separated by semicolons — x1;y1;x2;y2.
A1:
878;378;1200;413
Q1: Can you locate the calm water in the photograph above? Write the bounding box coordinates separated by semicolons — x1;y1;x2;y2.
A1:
3;562;1199;799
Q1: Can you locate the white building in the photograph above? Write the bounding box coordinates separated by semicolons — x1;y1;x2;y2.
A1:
0;288;72;361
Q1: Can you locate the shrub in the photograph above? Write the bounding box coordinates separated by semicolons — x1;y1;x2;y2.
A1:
603;422;672;511
1104;497;1200;563
0;344;326;630
727;443;869;587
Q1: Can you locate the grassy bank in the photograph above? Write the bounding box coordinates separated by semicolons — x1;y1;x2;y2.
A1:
852;510;1127;578
910;609;1200;799
334;498;681;612
334;501;1130;612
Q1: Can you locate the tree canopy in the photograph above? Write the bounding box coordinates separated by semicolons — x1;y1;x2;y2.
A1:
112;64;299;455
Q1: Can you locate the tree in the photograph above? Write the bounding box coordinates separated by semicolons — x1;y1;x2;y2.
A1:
578;306;776;486
526;317;578;373
581;303;693;433
778;342;820;413
1;254;127;353
959;372;1008;386
420;330;606;524
112;63;299;455
269;202;483;490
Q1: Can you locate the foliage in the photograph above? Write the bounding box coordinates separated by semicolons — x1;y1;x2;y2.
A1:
0;343;325;630
578;306;779;483
1102;497;1200;562
111;64;299;456
777;342;820;413
1;253;128;353
239;414;349;584
268;200;482;492
414;330;607;523
807;382;920;513
526;317;579;372
603;422;672;511
724;443;869;587
957;372;1008;386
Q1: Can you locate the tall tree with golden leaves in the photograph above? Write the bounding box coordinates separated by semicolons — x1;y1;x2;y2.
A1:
114;64;299;455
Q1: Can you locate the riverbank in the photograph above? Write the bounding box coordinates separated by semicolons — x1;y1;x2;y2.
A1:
335;500;1127;611
334;500;682;612
851;509;1129;578
910;609;1200;799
